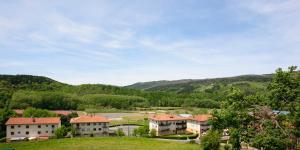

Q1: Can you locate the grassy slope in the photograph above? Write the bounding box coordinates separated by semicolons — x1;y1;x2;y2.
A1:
0;137;199;150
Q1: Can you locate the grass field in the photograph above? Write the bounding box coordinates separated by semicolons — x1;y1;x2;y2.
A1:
0;137;200;150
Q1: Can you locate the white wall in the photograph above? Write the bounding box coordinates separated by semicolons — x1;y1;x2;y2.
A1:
6;123;60;139
72;122;109;136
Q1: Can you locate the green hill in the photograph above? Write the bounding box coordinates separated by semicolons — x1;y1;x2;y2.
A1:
126;74;272;93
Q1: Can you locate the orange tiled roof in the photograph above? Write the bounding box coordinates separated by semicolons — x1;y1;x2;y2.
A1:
70;115;109;123
149;114;187;121
6;117;60;125
189;114;212;122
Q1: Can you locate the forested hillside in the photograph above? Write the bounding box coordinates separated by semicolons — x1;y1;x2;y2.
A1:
0;74;275;111
126;74;272;93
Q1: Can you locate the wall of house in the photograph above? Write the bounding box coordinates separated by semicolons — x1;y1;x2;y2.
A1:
6;123;60;139
149;120;186;136
186;120;211;135
72;122;109;136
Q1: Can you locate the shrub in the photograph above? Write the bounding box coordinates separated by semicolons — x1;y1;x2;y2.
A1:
200;130;220;150
54;126;68;138
149;129;156;137
116;128;125;136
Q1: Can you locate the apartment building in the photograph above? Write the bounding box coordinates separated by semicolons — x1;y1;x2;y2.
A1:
149;114;187;136
186;114;212;135
6;117;61;142
70;115;109;136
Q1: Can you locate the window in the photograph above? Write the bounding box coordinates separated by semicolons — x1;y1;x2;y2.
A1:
11;125;14;129
46;125;48;127
82;129;85;131
52;131;54;133
46;131;48;133
26;125;29;128
18;131;21;134
98;123;101;125
52;125;55;128
93;128;96;131
87;123;90;126
18;125;21;128
38;131;41;134
11;132;14;135
98;128;102;131
76;124;80;127
93;123;96;126
26;131;29;135
38;125;41;128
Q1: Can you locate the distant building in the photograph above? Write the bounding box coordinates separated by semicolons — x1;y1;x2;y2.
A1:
52;110;75;116
6;117;61;142
149;114;187;136
70;115;109;136
186;114;212;135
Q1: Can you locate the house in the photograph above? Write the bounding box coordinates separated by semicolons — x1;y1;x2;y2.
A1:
149;114;187;136
70;115;109;136
186;114;212;135
5;117;61;142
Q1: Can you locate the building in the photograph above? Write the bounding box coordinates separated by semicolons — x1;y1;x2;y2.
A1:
186;114;212;135
5;117;61;142
149;114;187;136
70;115;109;136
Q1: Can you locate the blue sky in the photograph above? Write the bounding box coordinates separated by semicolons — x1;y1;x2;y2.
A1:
0;0;299;86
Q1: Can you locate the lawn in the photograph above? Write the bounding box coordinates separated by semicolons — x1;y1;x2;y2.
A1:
0;137;200;150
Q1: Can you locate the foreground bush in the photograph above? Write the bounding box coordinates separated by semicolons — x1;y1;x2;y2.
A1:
200;130;220;150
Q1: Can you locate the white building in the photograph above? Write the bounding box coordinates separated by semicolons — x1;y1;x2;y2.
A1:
149;114;187;136
186;114;212;135
70;115;109;136
5;117;61;142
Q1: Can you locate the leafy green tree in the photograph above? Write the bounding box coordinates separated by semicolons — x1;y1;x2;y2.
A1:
60;112;78;127
200;130;220;150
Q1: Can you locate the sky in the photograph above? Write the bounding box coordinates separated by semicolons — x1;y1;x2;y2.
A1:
0;0;299;86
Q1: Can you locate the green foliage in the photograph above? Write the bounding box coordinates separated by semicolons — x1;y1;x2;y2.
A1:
116;128;125;136
23;107;56;117
268;66;300;111
149;129;156;137
133;124;149;137
54;126;68;139
60;112;78;127
158;134;198;140
200;130;220;150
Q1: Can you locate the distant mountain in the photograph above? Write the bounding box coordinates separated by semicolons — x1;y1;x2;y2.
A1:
125;74;273;93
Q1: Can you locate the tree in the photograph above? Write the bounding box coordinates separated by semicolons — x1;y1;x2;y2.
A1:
60;112;78;127
54;126;68;138
268;66;299;111
200;130;220;150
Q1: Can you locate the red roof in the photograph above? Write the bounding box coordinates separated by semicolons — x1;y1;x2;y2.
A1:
189;114;212;122
6;117;60;125
13;109;24;115
149;114;187;121
70;115;109;123
51;110;74;116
